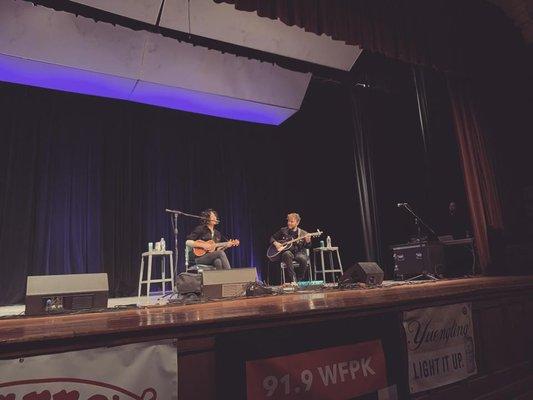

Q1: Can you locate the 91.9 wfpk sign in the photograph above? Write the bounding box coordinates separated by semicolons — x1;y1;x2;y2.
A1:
246;340;387;400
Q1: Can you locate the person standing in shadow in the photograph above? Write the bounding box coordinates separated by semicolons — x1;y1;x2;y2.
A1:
444;201;470;239
442;201;472;277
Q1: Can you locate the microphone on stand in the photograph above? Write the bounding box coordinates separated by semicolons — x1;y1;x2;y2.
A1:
165;208;220;223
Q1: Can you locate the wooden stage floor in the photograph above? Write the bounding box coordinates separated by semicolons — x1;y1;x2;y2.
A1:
1;276;532;349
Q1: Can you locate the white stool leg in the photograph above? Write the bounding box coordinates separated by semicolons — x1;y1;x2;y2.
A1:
281;264;285;284
169;253;175;292
336;249;343;274
146;254;153;298
320;250;326;282
313;252;317;281
161;256;166;294
328;251;335;283
138;257;144;298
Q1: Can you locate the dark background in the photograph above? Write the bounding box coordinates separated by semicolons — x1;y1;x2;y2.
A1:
0;53;470;305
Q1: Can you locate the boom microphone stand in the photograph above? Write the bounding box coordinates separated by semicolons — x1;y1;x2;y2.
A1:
397;203;438;280
165;209;209;280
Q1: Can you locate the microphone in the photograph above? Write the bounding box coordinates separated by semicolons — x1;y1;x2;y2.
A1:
397;202;407;207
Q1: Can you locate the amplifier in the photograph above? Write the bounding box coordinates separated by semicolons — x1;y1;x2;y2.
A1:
201;268;257;299
392;242;445;278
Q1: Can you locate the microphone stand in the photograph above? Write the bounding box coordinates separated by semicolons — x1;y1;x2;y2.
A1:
398;203;439;280
165;208;208;221
398;203;436;242
165;209;208;281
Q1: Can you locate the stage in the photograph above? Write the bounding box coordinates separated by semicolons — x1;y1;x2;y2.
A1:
0;277;517;345
1;275;533;399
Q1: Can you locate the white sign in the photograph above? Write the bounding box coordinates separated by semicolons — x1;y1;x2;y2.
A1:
0;340;177;400
403;303;477;393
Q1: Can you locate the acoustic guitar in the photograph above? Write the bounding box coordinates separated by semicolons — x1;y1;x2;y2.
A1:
266;230;323;262
193;239;240;257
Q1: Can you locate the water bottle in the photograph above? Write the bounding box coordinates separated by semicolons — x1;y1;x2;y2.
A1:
160;238;166;251
326;235;331;248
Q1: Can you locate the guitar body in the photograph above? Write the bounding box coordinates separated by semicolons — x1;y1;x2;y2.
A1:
193;239;239;257
266;229;323;262
193;240;217;257
266;242;292;262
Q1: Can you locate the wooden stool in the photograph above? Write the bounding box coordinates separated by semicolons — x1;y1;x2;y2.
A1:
313;246;344;283
138;250;174;299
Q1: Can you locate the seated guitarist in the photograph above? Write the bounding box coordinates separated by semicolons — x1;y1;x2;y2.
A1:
270;213;311;283
185;209;238;270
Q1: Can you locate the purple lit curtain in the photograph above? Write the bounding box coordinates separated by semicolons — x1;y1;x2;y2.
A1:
0;84;267;304
0;81;370;305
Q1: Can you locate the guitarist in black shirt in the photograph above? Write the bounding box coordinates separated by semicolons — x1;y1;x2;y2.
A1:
270;213;311;283
186;209;239;269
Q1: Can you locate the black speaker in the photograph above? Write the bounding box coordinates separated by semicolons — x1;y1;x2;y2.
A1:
340;262;384;286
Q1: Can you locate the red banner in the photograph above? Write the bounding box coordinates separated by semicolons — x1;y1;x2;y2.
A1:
246;340;387;400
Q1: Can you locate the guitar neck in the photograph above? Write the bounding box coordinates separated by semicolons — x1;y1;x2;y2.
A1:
214;241;233;248
284;233;319;245
194;240;232;249
285;237;304;245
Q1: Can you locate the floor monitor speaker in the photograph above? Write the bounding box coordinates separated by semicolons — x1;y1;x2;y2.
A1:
25;273;109;315
201;268;257;299
340;262;384;286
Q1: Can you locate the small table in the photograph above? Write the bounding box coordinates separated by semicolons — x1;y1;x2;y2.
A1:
313;247;344;283
138;250;174;299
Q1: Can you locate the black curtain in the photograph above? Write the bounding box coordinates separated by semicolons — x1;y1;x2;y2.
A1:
351;54;469;273
214;0;532;274
0;80;369;305
411;66;468;232
348;87;380;263
363;60;428;270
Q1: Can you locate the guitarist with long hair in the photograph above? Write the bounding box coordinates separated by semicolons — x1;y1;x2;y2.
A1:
270;213;311;284
185;209;239;270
